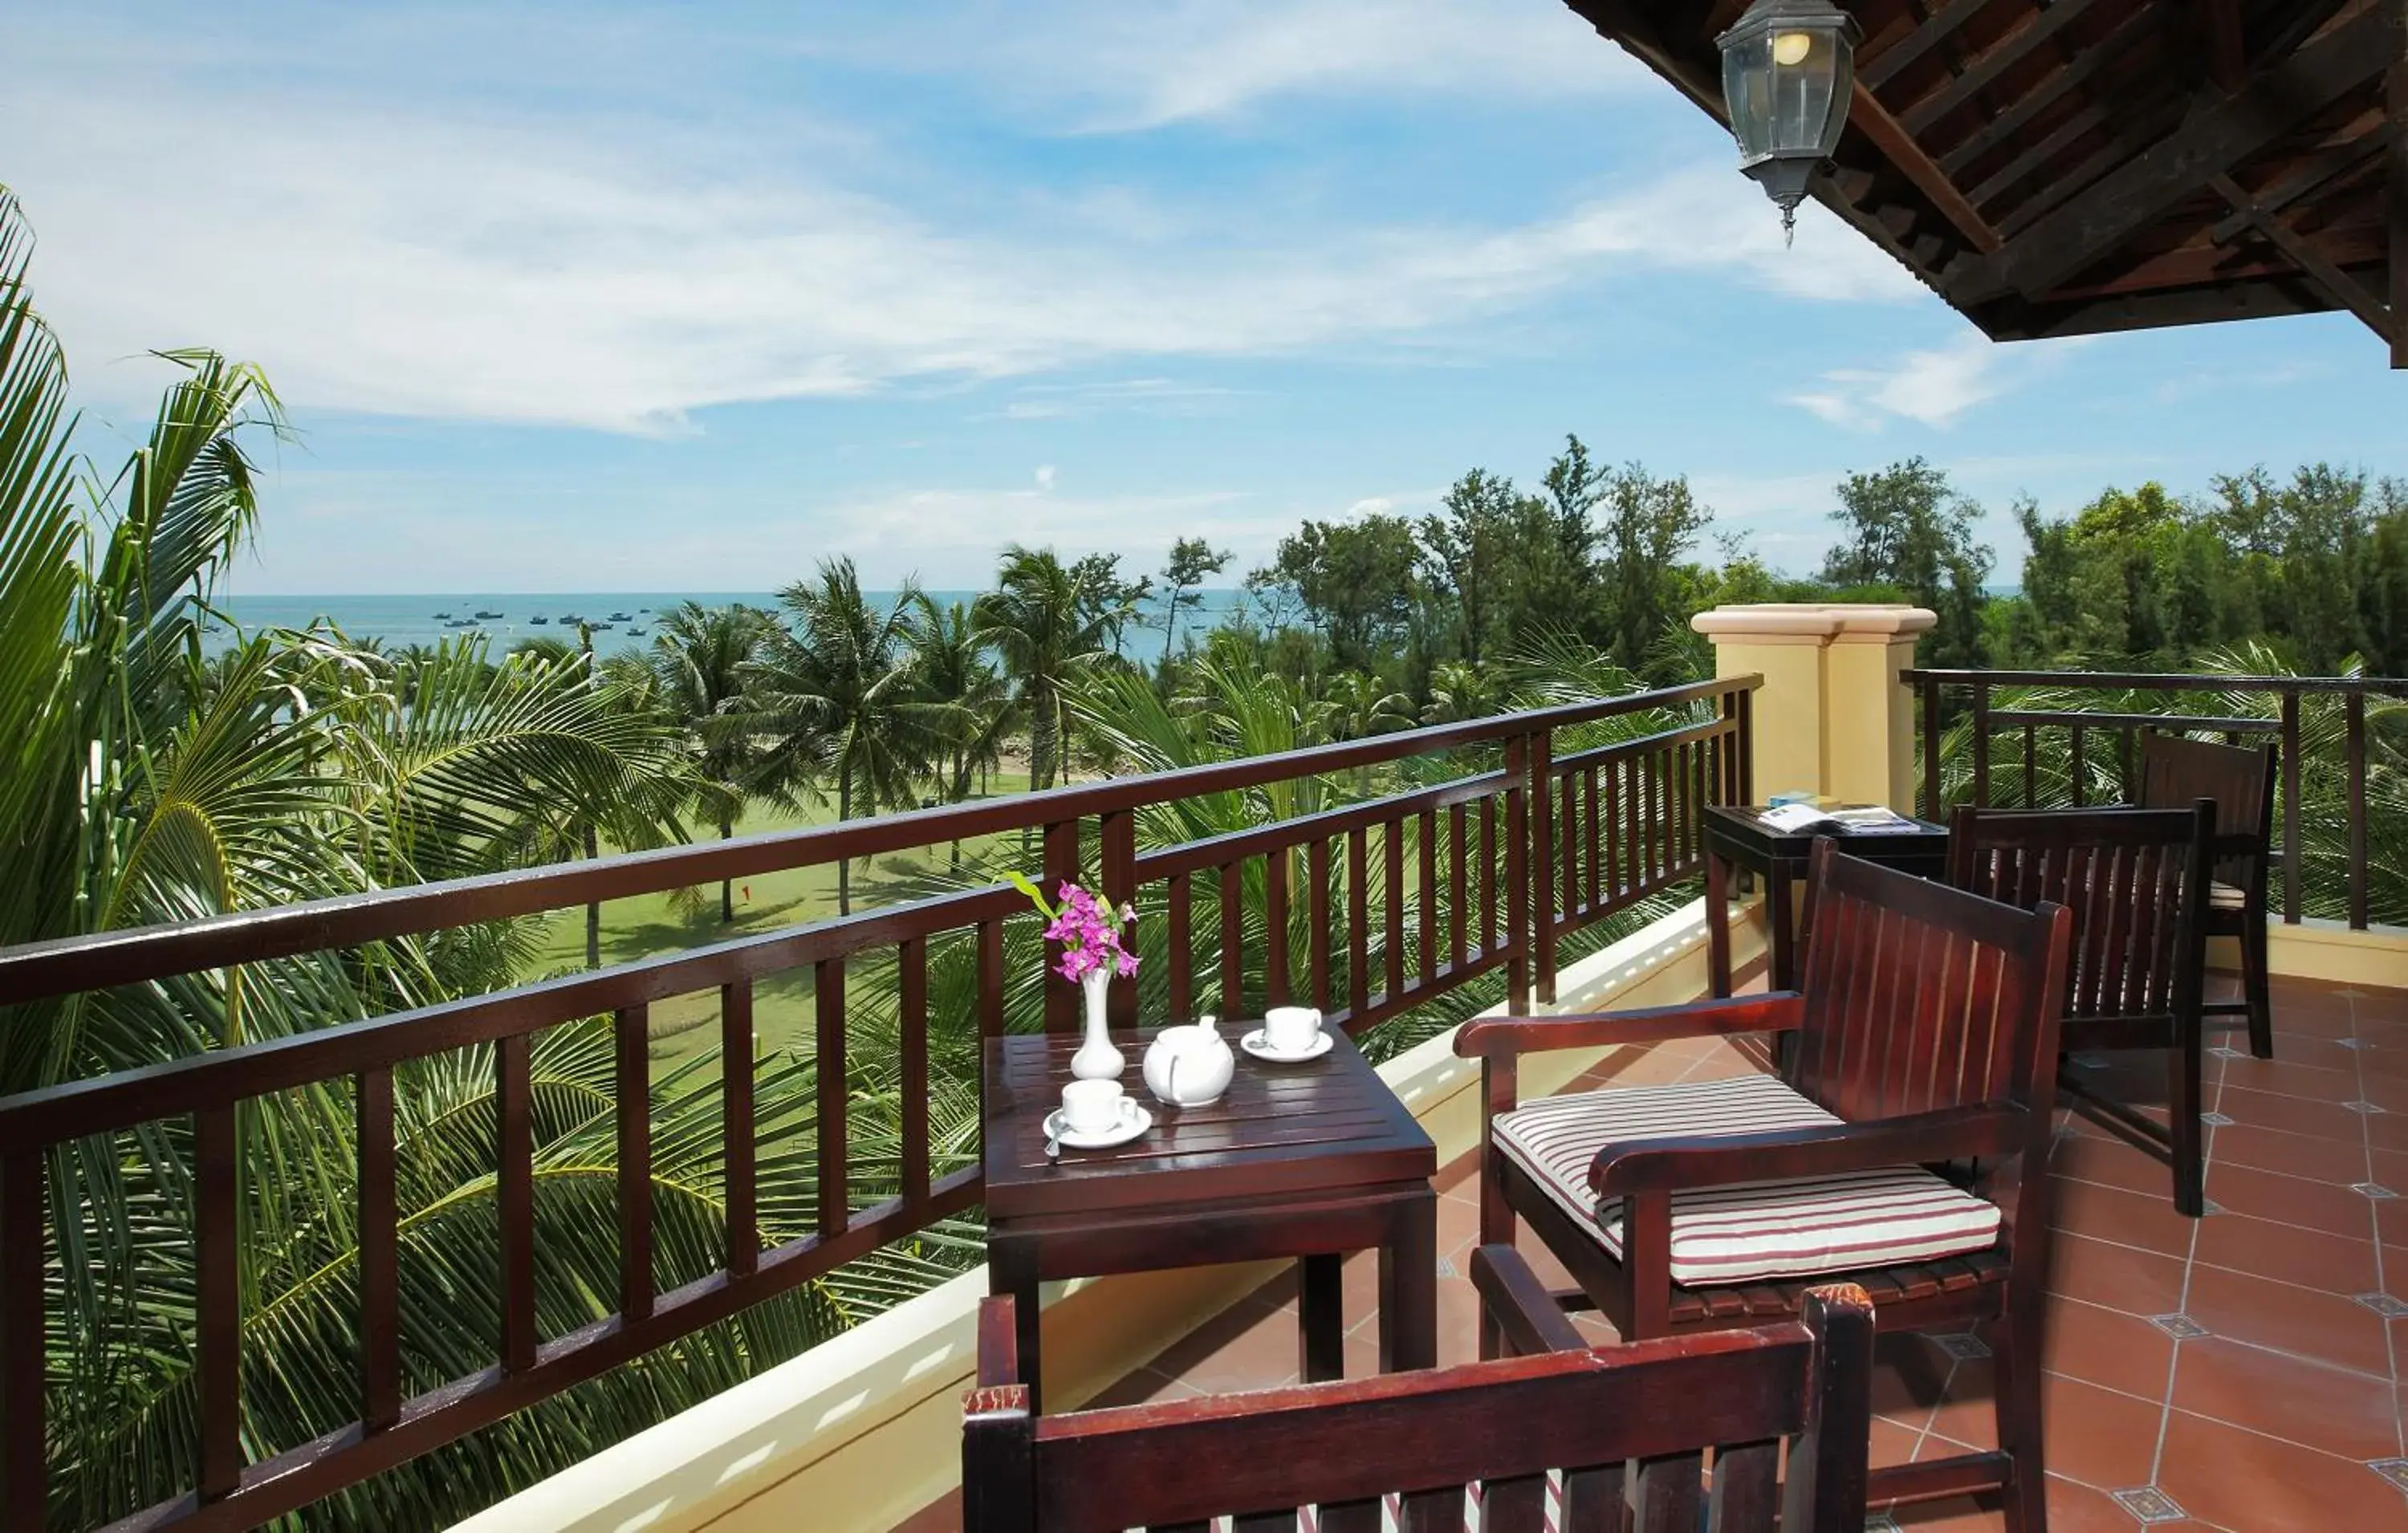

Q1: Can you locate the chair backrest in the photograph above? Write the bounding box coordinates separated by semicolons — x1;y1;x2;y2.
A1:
1787;839;2072;1127
1948;804;2215;1027
2138;734;2276;882
962;1286;1877;1533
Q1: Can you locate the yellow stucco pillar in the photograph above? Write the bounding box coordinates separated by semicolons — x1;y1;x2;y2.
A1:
1690;603;1935;811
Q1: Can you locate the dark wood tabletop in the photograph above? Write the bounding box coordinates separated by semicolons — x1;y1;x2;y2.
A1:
982;1024;1440;1409
1703;805;1951;998
982;1027;1436;1221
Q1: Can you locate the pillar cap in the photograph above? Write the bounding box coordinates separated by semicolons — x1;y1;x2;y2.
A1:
1690;602;1937;642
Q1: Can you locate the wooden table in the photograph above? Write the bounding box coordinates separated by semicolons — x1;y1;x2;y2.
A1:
1704;805;1951;997
982;1027;1438;1411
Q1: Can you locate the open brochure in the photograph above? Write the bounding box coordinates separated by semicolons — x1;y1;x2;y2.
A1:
1756;803;1922;836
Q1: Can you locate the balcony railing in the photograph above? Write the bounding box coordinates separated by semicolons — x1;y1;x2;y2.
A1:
0;676;1755;1532
1906;668;2408;930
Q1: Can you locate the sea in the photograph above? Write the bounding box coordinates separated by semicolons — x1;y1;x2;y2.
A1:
205;591;1249;666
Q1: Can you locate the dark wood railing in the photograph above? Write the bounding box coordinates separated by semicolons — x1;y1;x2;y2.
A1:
1906;669;2406;930
0;677;1755;1532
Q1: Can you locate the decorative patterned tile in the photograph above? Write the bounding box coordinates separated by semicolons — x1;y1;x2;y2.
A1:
1930;1332;1991;1361
2370;1458;2408;1494
1434;1255;1458;1280
2207;1045;2247;1060
2334;1036;2363;1050
2353;1292;2408;1319
2070;1051;2111;1069
1862;1514;1902;1533
2200;1111;2235;1127
2353;1183;2398;1200
2109;1486;2190;1523
2150;1312;2211;1340
2200;1199;2223;1216
2345;1100;2386;1115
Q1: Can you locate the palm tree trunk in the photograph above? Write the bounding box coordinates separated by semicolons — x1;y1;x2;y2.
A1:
719;811;735;922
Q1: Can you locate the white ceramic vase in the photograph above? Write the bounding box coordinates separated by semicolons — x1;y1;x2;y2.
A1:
1069;967;1124;1081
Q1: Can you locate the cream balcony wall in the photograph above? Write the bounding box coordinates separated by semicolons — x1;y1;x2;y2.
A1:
451;897;1770;1533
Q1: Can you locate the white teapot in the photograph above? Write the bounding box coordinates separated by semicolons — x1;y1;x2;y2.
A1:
1142;1015;1235;1108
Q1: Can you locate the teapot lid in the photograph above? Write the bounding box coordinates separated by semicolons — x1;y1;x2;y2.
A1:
1196;1013;1218;1037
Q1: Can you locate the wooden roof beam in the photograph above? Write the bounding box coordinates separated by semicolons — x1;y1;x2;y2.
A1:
2199;0;2247;96
1936;2;2169;177
1849;82;2004;251
1901;0;2106;136
1947;3;2393;303
2211;172;2394;340
1859;0;1991;91
2391;7;2408;368
2207;121;2395;243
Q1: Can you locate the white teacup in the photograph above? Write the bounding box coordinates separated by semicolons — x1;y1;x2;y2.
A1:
1263;1005;1324;1054
1060;1078;1126;1136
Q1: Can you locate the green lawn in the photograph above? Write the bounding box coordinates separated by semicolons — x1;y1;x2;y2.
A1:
532;777;1033;1071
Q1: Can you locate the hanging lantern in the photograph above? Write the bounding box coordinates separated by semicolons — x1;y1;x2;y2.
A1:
1716;0;1860;245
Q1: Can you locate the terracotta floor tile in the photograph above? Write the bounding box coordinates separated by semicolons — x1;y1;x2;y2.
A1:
2182;1263;2395;1377
2036;1372;2165;1492
1142;1296;1300;1395
1870;1413;1924;1470
2216;1083;2371;1145
2207;1120;2372;1183
2170;1333;2402;1462
2052;1130;2175;1196
2377;1196;2408;1247
2052;1176;2198;1256
2355;1074;2408;1116
2193;1209;2379;1295
2365;1113;2408;1157
1922;1358;2001;1452
2038;1477;2203;1533
889;1486;963;1533
2042;1296;2176;1401
2204;1160;2382;1238
1873;1331;1952;1427
2218;1052;2364;1104
2048;1230;2190;1319
2157;1409;2408;1533
2369;1146;2408;1192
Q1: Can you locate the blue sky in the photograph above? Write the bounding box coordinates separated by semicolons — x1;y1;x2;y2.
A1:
10;0;2405;592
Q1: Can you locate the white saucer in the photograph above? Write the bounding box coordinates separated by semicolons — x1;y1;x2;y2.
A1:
1043;1100;1153;1150
1241;1029;1333;1063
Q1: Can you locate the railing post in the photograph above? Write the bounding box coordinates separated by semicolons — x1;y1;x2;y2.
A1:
1919;676;1940;820
2346;691;2369;930
1528;727;1556;1007
1041;817;1081;1032
1100;809;1137;1030
3;1153;44;1533
1970;681;1991;807
2280;691;2302;924
1504;732;1531;1017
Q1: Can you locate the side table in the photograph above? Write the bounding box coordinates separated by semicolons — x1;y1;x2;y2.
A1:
982;1027;1438;1411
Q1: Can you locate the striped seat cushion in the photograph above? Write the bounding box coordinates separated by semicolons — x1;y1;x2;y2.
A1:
2208;879;2247;911
1493;1072;2003;1287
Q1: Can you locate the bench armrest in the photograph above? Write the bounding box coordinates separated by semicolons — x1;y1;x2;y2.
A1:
1455;993;1803;1060
1588;1105;2028;1198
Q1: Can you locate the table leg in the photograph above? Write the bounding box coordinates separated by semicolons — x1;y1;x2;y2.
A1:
988;1234;1042;1413
1378;1188;1438;1373
1767;861;1797;994
1706;846;1733;998
1300;1253;1345;1383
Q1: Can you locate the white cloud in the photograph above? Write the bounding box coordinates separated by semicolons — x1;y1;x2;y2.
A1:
1345;496;1395;518
842;0;1647;130
1033;464;1056;490
1781;334;2011;431
7;10;1920;437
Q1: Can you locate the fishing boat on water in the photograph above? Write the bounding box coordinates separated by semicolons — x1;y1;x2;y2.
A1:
607;611;633;622
474;609;504;620
589;623;615;632
528;616;549;625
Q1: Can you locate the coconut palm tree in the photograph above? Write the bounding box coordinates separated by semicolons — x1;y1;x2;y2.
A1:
974;545;1116;791
647;600;775;920
740;558;948;915
0;187;976;1527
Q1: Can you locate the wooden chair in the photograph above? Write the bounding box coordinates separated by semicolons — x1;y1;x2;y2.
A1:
2138;734;2277;1059
1950;803;2218;1214
962;1246;1877;1533
1456;840;2070;1533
